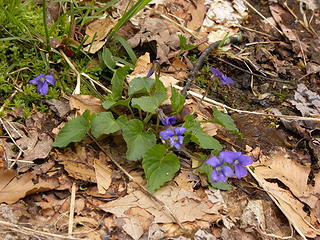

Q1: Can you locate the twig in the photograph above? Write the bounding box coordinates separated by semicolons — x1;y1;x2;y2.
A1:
181;34;243;96
59;50;81;94
0;220;78;240
89;136;184;229
68;182;76;236
174;85;320;122
296;69;320;82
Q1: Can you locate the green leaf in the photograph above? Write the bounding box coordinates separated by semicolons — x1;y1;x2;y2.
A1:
131;91;167;113
102;96;131;110
91;112;122;138
183;115;222;151
143;144;180;192
212;107;241;137
116;115;129;129
178;34;196;51
102;98;117;110
111;66;130;100
128;77;156;96
114;33;137;64
198;163;232;191
52;110;93;148
170;87;185;113
191;132;222;151
102;47;116;71
122;119;156;161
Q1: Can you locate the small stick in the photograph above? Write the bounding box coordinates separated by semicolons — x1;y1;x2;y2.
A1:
68;182;76;236
174;85;320;122
181;34;243;96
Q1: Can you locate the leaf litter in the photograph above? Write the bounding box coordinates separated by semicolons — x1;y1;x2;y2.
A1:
1;0;320;239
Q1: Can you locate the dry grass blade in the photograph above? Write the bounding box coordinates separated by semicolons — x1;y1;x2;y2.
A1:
0;220;79;240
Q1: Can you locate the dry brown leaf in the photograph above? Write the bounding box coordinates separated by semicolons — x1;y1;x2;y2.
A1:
99;185;222;232
187;0;206;30
253;149;319;209
93;158;112;194
84;16;115;45
201;122;222;136
83;41;106;54
46;99;70;117
251;149;320;238
61;160;96;183
240;200;266;230
69;94;105;115
0;170;60;204
121;217;144;240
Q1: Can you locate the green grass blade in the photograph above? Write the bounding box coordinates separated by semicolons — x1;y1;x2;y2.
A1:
113;33;137;64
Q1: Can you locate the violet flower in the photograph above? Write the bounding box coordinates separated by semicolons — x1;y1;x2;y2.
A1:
161;116;177;126
160;127;186;150
210;66;234;85
29;74;56;96
219;151;253;179
205;155;234;182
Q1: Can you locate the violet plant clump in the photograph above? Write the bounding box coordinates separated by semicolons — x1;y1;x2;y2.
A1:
206;150;253;183
210;66;234;85
28;73;56;96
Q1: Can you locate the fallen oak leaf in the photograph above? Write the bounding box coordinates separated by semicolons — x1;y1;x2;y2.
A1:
0;169;60;204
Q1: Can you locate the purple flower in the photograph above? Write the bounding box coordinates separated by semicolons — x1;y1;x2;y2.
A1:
29;74;56;96
147;67;154;78
206;155;234;182
210;66;234;85
161;116;177;126
219;151;253;179
160;126;186;150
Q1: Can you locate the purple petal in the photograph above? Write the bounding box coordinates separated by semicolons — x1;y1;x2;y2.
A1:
238;155;253;166
220;75;234;85
175;127;186;136
177;135;184;145
169;137;175;146
210;66;234;85
210;67;223;77
234;164;248;179
211;169;220;182
219;151;240;164
161;116;176;126
160;129;175;140
173;141;182;150
37;81;49;96
217;171;227;182
221;165;234;177
29;74;44;84
206;156;222;168
146;68;154;78
45;74;56;85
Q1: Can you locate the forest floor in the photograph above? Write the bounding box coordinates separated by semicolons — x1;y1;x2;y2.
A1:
0;0;320;239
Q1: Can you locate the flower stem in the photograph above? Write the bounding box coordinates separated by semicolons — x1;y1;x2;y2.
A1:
42;0;50;51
